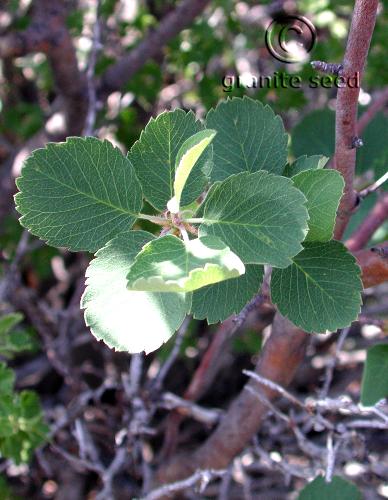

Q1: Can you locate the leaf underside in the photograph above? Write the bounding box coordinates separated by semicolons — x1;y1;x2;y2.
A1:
168;129;216;213
82;231;190;354
126;234;245;293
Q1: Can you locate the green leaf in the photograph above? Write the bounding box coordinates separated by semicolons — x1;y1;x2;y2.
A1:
292;169;344;242
0;314;23;337
128;109;212;211
167;129;216;213
0;475;17;500
127;235;245;293
292;109;335;158
191;264;263;323
0;364;15;395
199;171;309;267
283;155;329;177
361;344;388;406
206;97;288;182
298;475;362;500
82;231;191;354
0;391;47;463
0;313;37;358
271;241;362;333
15;137;143;252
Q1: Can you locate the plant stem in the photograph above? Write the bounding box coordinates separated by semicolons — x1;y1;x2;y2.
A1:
184;218;204;224
137;213;169;225
359;170;388;199
333;0;379;240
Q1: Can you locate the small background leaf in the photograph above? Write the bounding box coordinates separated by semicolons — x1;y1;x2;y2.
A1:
361;344;388;406
291;109;335;158
298;475;362;500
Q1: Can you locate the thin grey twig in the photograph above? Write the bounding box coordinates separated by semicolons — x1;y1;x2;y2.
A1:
244;386;290;424
142;469;227;500
325;433;335;482
217;465;233;500
359;170;388;199
243;370;305;409
0;229;29;301
152;316;191;391
160;392;222;425
319;328;351;400
123;353;143;398
83;1;101;136
96;447;128;500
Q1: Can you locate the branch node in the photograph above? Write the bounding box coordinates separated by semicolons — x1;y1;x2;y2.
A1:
351;136;364;149
311;61;344;76
370;246;388;259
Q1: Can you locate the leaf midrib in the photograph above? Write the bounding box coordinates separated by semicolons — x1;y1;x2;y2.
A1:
33;167;139;218
292;259;336;303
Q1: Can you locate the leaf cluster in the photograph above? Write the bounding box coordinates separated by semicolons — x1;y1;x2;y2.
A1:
0;314;47;464
15;97;363;353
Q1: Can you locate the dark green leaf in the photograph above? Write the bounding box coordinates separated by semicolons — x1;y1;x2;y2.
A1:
291;109;335;158
15;137;143;252
199;171;309;267
206;97;288;182
298;475;362;500
271;241;362;333
361;344;388;406
191;264;263;323
128;110;212;211
292;169;344;242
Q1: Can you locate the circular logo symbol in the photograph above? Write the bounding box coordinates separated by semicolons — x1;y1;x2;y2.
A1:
265;15;317;63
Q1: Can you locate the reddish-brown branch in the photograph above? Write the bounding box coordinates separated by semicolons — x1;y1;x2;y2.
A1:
99;0;211;94
156;315;308;484
346;193;388;252
357;86;388;134
333;0;379;240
